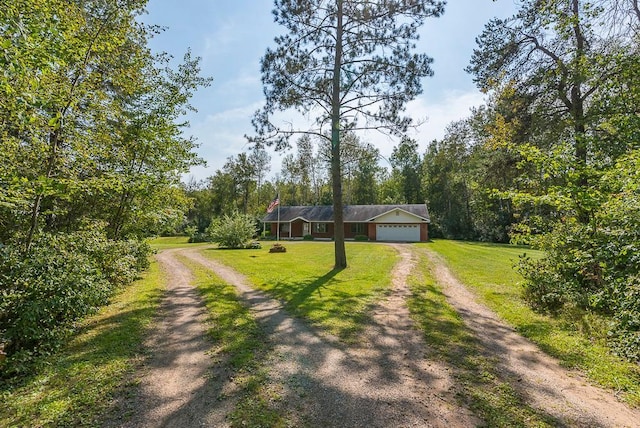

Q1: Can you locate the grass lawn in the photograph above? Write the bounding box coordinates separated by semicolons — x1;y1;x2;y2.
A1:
0;260;164;427
422;239;640;407
200;241;398;341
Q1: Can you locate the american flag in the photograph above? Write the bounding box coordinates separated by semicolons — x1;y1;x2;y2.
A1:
267;194;280;213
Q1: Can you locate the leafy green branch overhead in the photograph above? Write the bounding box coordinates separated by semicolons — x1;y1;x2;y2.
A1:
0;0;211;247
0;0;210;374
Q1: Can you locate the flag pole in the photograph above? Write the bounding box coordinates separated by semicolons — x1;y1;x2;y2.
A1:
276;192;280;242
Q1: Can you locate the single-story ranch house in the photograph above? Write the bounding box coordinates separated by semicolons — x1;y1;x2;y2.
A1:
262;204;430;242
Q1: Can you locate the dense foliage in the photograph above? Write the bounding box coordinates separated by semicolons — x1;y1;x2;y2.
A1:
518;151;640;360
206;213;258;249
0;229;151;375
0;0;209;373
465;0;640;360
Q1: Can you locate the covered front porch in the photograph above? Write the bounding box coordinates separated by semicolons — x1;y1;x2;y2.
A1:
268;218;369;240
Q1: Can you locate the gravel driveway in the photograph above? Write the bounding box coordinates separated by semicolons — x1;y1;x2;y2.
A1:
115;244;640;427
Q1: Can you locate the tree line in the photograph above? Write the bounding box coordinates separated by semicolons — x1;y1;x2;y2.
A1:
185;133;436;232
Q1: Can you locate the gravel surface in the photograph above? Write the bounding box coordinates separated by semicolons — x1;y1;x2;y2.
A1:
421;247;640;428
115;244;640;427
183;246;478;427
110;249;235;427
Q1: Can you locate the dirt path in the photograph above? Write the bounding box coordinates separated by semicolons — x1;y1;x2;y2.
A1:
421;247;640;428
182;246;478;427
112;249;235;427
119;244;640;427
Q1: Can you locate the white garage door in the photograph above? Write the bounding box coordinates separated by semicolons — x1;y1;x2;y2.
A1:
376;224;420;242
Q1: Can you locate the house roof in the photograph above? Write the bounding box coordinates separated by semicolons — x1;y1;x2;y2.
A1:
262;204;430;223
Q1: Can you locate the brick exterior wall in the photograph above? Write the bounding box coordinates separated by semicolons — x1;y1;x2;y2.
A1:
268;221;429;241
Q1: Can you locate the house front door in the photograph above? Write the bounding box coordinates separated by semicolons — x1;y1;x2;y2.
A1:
303;222;310;236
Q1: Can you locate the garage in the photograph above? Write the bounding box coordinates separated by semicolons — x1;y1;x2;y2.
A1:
376;224;420;242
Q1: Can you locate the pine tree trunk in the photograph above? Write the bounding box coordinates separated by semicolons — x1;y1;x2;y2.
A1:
331;0;347;269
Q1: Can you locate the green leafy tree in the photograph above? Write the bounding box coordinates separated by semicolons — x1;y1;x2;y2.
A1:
249;146;272;209
423;133;473;239
0;0;209;373
0;0;210;246
390;137;423;204
224;153;257;214
251;0;444;268
468;0;638;224
518;150;640;360
206;212;257;249
470;1;640;360
280;136;317;205
317;132;382;205
351;143;382;205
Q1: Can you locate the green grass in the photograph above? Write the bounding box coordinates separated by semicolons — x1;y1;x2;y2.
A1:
201;242;398;341
176;256;288;427
147;235;211;250
423;239;640;406
0;260;164;427
407;251;559;426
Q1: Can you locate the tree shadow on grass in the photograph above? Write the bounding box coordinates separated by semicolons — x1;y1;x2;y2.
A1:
409;284;563;427
287;268;343;308
0;302;161;427
265;268;381;341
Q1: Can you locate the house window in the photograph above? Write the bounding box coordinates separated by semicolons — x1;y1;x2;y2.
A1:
314;223;327;233
281;223;290;232
351;223;365;234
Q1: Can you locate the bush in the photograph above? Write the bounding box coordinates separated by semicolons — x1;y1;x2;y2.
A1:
188;232;209;243
0;230;152;376
354;235;369;241
185;225;209;243
206;212;257;249
259;230;275;241
518;256;567;314
518;153;640;361
609;276;640;361
247;241;262;249
303;234;314;240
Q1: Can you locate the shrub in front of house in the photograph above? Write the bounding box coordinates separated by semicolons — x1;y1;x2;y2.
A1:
206;212;256;249
354;235;369;241
259;230;275;240
247;241;262;249
303;234;314;240
186;225;209;243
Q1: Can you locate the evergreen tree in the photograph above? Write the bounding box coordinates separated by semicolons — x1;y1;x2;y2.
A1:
251;0;444;268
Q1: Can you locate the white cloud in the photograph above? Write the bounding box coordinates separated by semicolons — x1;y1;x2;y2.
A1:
184;89;487;182
201;21;238;62
407;90;485;142
359;90;486;164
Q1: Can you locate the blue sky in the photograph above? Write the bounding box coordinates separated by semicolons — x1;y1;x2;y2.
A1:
143;1;518;181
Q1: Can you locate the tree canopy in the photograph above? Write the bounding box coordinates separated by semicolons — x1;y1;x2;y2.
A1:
0;0;210;249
